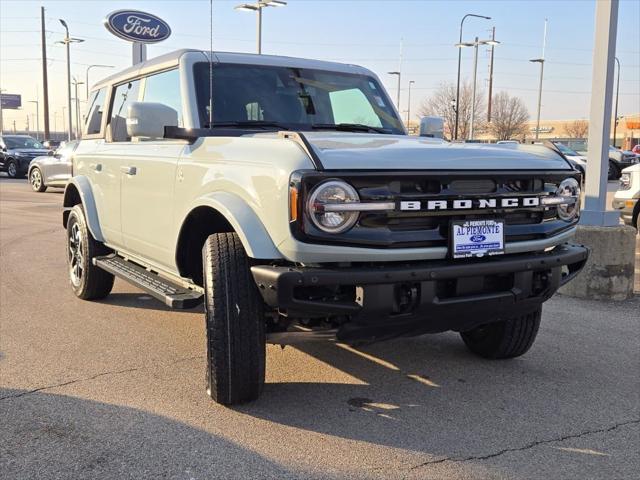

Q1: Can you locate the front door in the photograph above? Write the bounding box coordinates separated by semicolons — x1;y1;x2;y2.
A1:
120;141;185;269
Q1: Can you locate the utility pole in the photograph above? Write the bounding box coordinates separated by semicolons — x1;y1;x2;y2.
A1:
487;26;496;122
41;6;50;140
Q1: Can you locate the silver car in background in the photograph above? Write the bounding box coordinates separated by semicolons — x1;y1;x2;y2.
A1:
28;141;78;192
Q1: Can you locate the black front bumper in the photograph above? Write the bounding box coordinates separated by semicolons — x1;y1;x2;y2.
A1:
252;243;589;341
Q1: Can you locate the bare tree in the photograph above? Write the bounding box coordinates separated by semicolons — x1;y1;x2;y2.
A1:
488;92;530;141
418;81;486;140
563;119;589;139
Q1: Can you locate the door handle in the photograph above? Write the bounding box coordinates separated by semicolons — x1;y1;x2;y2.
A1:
120;166;137;175
90;163;102;172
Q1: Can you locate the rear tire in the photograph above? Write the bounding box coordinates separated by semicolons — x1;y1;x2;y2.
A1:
67;205;114;300
30;167;47;192
608;160;619;180
202;232;266;405
460;308;542;359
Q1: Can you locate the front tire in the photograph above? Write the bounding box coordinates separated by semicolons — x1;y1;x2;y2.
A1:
460;308;542;359
30;168;47;192
6;160;20;179
202;232;266;405
67;205;114;300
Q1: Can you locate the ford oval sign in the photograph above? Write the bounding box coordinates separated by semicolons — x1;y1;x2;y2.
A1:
470;235;487;243
104;10;171;44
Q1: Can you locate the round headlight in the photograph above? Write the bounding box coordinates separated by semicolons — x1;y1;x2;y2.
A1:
307;180;359;233
556;177;581;221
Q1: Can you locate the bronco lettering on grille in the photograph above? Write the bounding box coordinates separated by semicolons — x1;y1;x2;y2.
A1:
400;197;540;211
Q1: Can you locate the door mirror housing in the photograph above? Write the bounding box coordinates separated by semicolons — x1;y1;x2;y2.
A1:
126;102;178;140
47;150;54;156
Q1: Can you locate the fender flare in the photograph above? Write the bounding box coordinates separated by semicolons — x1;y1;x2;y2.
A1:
62;176;105;242
185;191;282;259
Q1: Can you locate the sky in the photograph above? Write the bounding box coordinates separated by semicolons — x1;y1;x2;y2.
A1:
1;0;639;134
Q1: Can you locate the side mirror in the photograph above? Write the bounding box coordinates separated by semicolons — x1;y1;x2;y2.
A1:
47;150;54;156
126;102;178;139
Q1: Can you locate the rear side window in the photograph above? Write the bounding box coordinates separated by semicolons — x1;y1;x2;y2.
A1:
85;88;107;135
142;69;183;127
109;80;141;142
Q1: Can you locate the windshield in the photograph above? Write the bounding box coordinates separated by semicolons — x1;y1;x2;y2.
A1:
555;143;579;156
3;136;43;149
194;62;404;134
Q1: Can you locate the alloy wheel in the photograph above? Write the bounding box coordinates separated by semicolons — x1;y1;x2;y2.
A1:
7;162;17;178
68;222;84;287
30;169;42;191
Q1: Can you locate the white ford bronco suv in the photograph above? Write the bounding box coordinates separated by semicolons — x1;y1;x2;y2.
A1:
63;49;589;405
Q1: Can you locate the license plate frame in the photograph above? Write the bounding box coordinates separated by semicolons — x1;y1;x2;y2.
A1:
451;218;505;259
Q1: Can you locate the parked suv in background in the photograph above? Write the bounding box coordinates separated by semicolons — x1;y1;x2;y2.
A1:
612;164;640;231
0;135;49;178
62;49;588;405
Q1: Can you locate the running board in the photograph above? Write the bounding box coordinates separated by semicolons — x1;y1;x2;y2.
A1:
93;255;203;309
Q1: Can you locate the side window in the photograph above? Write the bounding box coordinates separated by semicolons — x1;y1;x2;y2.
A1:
329;88;383;128
109;79;141;142
84;88;107;135
142;69;183;127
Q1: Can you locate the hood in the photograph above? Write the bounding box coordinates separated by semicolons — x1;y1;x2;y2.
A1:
9;148;49;156
299;132;572;171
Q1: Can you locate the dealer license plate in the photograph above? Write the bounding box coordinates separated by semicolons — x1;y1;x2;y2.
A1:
451;219;505;259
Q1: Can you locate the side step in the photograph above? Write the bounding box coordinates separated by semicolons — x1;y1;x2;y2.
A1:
94;255;203;309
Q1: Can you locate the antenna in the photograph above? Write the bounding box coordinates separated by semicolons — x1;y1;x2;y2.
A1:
208;0;214;128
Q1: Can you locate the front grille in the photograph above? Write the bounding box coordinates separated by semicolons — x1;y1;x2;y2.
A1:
294;170;579;249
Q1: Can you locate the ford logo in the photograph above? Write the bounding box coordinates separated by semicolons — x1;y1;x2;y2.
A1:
104;10;171;44
470;235;486;243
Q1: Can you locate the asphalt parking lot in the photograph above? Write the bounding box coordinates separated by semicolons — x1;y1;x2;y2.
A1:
1;178;638;480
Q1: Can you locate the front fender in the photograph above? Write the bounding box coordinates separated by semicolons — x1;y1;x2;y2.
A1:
189;191;282;259
63;176;104;242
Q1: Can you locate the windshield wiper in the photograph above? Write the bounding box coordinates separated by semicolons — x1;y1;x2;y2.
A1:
310;123;391;134
206;120;290;130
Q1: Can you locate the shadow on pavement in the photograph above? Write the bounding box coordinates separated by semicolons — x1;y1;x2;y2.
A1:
0;388;296;480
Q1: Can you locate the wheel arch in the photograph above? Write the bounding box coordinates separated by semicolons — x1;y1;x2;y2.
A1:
62;176;104;242
175;193;282;285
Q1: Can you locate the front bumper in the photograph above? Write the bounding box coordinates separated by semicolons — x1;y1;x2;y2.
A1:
612;197;638;225
252;243;589;341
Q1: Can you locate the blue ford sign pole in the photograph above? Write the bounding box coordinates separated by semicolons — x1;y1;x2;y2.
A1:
104;10;172;65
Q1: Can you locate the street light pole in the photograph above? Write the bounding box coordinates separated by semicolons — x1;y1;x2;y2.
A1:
530;18;547;141
234;1;287;55
85;65;114;100
57;19;84;141
454;13;490;140
456;37;499;141
407;80;415;127
72;77;85;139
612;56;620;147
469;38;480;140
28;100;39;140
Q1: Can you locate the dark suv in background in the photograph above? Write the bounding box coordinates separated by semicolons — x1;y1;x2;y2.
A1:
0;135;49;178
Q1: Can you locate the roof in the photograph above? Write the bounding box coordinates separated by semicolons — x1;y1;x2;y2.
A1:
92;49;373;91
